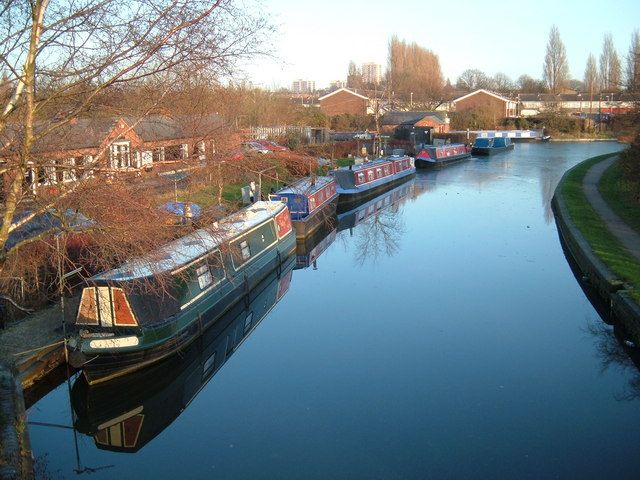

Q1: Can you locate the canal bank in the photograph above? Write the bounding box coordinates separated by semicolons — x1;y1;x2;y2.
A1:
0;364;32;479
0;306;64;479
552;153;640;343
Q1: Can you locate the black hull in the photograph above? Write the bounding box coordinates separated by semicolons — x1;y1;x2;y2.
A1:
471;144;515;155
336;173;415;213
415;153;471;168
292;197;338;239
78;247;296;385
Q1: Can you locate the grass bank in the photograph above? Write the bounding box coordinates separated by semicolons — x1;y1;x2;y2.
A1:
561;153;640;302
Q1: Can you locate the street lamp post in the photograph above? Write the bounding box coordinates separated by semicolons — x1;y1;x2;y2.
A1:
410;92;413;108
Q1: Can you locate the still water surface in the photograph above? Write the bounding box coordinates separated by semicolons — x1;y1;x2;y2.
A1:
30;142;640;479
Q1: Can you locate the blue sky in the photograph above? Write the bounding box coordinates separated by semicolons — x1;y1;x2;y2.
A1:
242;0;640;89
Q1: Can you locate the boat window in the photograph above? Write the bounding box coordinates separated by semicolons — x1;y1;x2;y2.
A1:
240;240;251;260
203;351;216;375
309;197;316;210
244;313;253;333
196;264;213;289
367;170;374;181
376;168;382;178
357;172;364;183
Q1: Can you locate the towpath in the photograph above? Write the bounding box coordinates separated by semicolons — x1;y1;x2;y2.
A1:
583;156;640;261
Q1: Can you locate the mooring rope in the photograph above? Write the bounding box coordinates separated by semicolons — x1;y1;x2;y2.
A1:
11;339;66;357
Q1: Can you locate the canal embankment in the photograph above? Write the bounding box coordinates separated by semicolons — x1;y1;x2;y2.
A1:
0;306;65;479
0;364;32;479
552;152;640;342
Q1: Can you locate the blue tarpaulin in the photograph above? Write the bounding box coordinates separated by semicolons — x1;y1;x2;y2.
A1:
160;201;202;221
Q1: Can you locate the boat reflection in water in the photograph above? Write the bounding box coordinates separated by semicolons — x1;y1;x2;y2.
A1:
294;223;337;271
71;254;296;453
336;179;414;232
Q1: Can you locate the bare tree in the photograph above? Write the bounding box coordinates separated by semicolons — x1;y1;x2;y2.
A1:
543;25;569;93
584;54;599;94
492;73;514;93
0;0;271;260
347;61;362;90
387;36;443;103
626;30;640;92
455;69;493;92
584;53;599;117
599;33;622;91
516;74;547;93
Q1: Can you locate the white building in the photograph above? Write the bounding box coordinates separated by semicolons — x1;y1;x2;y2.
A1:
361;63;382;85
291;79;316;94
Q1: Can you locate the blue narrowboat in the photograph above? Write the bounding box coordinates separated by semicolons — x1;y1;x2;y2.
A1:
71;255;296;452
268;176;338;239
68;201;296;385
329;155;415;207
471;136;515;155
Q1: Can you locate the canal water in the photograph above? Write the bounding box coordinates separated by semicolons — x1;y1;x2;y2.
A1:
29;142;639;479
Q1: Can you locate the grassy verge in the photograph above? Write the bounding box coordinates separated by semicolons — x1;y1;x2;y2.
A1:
335;158;355;167
599;159;640;234
157;179;285;209
561;153;640;302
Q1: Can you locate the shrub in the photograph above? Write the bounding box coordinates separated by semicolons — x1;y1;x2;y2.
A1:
620;135;640;202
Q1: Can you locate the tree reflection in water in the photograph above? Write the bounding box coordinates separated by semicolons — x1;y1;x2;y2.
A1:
348;204;406;267
587;321;640;401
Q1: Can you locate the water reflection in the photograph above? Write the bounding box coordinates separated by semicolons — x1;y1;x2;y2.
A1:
558;233;640;401
294;223;337;271
336;180;413;266
71;255;295;453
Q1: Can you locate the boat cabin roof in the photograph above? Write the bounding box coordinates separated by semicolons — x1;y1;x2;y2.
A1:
274;176;334;195
93;201;286;282
332;155;409;174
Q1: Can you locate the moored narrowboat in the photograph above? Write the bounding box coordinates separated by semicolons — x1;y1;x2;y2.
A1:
67;201;296;385
415;144;471;168
471;136;515;155
329;155;415;207
268;176;338;239
71;255;295;452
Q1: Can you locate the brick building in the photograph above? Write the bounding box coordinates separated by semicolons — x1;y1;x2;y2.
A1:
1;114;223;195
452;89;518;118
318;88;371;116
381;111;450;135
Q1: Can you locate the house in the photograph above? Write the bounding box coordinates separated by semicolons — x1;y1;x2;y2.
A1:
1;114;223;194
318;88;371;116
452;89;518;118
381;111;450;135
517;93;635;117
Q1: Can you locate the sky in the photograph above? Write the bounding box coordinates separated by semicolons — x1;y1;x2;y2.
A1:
241;0;640;89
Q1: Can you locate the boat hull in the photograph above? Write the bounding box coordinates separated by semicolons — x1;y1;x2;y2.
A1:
336;171;415;212
415;152;471;168
471;144;515;155
292;195;338;239
71;235;296;385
